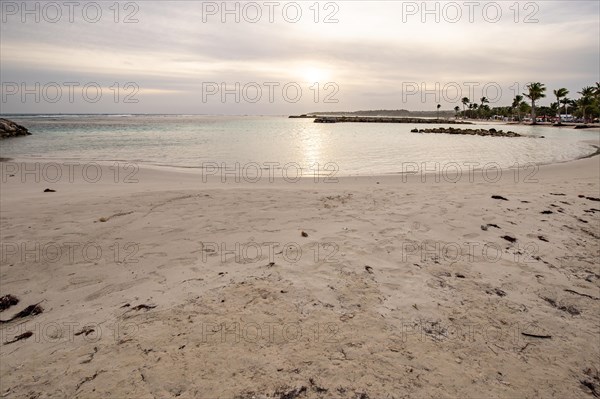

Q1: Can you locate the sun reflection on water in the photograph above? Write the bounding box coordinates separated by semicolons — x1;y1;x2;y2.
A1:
299;124;327;169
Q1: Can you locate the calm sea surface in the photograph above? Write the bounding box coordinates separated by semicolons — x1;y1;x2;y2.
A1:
1;115;598;176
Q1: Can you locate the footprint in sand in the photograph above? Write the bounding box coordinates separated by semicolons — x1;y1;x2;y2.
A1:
85;279;149;302
61;276;105;291
409;222;431;233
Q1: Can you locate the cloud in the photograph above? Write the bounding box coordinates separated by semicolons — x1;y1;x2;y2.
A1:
1;0;598;114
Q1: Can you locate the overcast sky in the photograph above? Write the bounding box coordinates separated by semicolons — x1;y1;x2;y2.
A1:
1;1;598;114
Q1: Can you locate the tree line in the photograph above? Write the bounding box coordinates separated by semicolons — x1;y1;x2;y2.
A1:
444;82;600;124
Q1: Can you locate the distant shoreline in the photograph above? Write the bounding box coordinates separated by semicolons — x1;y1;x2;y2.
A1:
312;116;472;124
289;114;600;129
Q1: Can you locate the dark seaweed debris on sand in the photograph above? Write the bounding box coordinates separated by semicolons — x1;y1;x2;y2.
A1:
131;304;157;311
502;235;517;243
0;294;19;311
481;223;501;231
579;195;600;202
542;296;581;315
4;331;34;344
75;326;96;336
276;386;307;399
0;303;43;323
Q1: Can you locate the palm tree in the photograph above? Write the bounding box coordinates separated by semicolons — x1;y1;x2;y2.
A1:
578;86;595;122
593;83;600;119
578;86;594;97
576;88;594;122
512;95;524;122
550;102;559;119
569;98;578;116
461;97;469;118
560;97;571;117
523;82;546;124
519;101;531;119
436;104;441;120
553;88;569;125
454;105;460;118
479;97;489;119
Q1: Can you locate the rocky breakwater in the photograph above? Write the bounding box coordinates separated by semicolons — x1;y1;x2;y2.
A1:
0;119;31;139
288;114;316;119
411;127;524;137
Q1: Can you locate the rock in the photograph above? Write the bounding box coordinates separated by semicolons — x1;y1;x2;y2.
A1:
411;127;522;137
0;119;31;139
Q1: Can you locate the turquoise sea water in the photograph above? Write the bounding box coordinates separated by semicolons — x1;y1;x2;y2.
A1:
1;115;598;176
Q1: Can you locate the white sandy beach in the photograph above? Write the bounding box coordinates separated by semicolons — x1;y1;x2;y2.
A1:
1;154;599;398
2;0;599;396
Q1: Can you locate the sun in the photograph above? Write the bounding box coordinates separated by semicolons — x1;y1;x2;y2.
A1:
302;67;330;84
